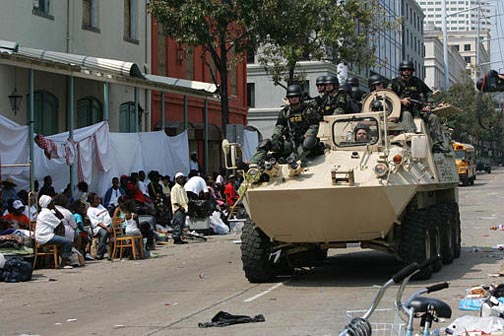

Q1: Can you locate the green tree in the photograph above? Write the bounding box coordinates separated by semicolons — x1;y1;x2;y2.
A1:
442;73;501;149
257;0;389;87
149;0;262;136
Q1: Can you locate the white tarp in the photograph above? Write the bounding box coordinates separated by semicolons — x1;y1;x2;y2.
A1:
0;116;190;198
243;129;259;163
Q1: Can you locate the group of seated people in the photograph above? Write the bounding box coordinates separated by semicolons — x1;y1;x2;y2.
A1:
0;169;243;268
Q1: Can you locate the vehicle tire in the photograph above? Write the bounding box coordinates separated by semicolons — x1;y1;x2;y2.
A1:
488;168;492;174
240;219;275;283
449;203;462;258
399;209;433;280
470;177;475;185
461;178;468;186
428;208;442;272
432;204;455;264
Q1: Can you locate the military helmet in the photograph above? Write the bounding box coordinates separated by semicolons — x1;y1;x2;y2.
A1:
339;82;352;93
324;75;339;86
286;84;303;97
316;75;327;85
399;60;415;71
368;74;384;87
347;77;359;87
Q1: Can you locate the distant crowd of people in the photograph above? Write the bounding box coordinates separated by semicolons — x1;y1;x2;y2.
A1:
0;150;244;269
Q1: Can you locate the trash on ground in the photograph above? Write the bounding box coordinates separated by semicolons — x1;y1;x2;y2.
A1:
198;311;265;328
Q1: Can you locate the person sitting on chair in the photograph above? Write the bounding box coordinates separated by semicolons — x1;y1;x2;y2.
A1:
36;195;74;268
87;192;113;260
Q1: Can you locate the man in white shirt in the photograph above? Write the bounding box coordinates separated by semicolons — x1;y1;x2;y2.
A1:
86;192;113;260
35;195;73;268
184;171;209;200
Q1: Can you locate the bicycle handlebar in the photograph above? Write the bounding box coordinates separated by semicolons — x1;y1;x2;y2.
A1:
426;282;449;294
392;262;419;283
419;255;441;270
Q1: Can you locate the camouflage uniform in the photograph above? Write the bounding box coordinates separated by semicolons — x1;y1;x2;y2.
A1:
251;103;320;165
388;76;446;150
321;91;354;116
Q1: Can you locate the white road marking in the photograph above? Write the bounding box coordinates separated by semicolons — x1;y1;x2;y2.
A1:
243;282;284;303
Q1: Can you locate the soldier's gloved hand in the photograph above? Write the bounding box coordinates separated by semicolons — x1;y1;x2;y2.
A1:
271;135;283;153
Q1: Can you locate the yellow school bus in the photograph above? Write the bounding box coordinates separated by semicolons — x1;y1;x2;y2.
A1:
452;142;476;186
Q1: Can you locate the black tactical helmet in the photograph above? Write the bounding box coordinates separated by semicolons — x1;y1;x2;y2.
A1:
399;60;415;71
286;84;303;97
347;77;359;87
339;82;352;93
316;75;327;85
368;74;384;87
324;75;339;86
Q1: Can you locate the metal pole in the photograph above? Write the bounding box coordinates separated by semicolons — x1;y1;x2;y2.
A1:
103;82;109;121
443;0;449;89
68;76;74;198
183;95;188;130
476;0;481;78
204;99;209;174
28;69;35;192
161;92;165;130
134;87;139;133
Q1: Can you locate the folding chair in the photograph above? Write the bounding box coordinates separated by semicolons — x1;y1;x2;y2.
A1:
31;221;59;269
110;217;144;261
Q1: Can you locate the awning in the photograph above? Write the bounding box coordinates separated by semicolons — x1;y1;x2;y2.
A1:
0;40;219;100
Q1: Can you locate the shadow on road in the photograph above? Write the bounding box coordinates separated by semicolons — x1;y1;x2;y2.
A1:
283;246;504;287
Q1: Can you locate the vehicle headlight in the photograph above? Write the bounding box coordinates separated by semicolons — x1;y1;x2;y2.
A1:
374;163;388;178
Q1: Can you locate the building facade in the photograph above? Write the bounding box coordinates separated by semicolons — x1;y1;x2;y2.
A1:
150;22;249;173
417;0;492;82
402;0;426;78
0;0;151;133
418;0;492;32
423;29;467;89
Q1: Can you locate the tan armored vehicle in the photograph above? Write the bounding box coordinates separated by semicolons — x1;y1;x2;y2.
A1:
223;89;460;282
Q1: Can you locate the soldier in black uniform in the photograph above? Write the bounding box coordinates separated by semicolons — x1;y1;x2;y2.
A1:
314;75;327;107
251;84;320;166
388;61;449;153
320;75;354;116
347;76;364;111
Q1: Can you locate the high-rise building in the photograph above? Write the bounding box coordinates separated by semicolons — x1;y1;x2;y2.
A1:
418;0;492;82
418;0;491;32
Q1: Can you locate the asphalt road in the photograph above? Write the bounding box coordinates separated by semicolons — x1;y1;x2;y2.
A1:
1;168;504;336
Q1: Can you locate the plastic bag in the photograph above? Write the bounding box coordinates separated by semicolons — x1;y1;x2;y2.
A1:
446;316;504;335
209;211;229;235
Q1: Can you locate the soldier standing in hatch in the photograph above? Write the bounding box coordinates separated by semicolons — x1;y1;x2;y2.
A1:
388;60;449;153
251;84;320;166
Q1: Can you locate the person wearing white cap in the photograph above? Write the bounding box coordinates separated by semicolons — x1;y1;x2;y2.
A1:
0;199;30;230
170;172;189;244
35;195;74;268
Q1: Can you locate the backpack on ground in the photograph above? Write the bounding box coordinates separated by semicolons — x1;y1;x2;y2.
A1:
1;258;33;282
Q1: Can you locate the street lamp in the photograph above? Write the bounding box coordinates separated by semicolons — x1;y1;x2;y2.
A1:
8;88;22;115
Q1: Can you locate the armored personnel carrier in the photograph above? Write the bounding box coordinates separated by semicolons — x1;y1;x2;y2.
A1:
223;89;460;282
